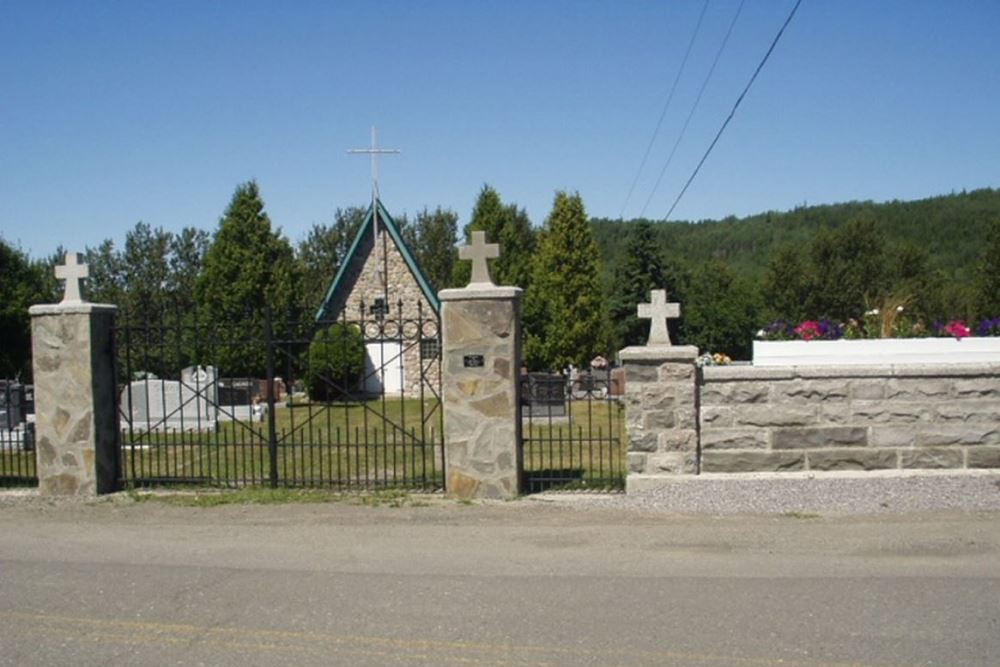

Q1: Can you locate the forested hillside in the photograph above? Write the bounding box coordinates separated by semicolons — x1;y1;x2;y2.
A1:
593;188;1000;283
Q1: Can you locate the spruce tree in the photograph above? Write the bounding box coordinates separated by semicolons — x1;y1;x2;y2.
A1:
524;192;608;369
608;220;667;349
451;185;535;288
196;181;299;375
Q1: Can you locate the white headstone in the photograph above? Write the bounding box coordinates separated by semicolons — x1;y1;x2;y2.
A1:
637;289;681;346
458;230;500;286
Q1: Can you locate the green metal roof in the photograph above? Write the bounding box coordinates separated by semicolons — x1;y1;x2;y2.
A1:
314;199;440;321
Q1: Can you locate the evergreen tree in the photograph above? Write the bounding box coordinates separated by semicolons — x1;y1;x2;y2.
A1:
409;206;458;292
296;206;367;314
806;214;888;320
121;222;172;321
0;238;52;378
607;219;668;349
451;185;505;287
496;204;535;289
762;243;810;322
524;192;609;369
451;185;535;288
977;219;1000;316
167;227;210;316
679;261;759;360
196;181;299;375
84;239;125;307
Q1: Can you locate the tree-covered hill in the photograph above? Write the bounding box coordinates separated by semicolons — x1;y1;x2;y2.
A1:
592;188;1000;283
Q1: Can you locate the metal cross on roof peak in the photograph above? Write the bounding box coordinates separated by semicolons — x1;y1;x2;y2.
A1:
55;251;89;304
458;231;500;286
637;289;680;346
347;125;400;201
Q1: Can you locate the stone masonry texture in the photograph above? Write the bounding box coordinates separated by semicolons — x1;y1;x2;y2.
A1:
620;346;700;476
440;288;522;499
625;360;1000;481
30;304;120;495
697;364;1000;474
325;227;440;398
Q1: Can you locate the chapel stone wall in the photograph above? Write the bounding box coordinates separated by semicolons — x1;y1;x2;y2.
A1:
332;227;440;398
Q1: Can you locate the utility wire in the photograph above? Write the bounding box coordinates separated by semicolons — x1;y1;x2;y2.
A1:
639;0;745;218
663;0;803;222
618;0;711;219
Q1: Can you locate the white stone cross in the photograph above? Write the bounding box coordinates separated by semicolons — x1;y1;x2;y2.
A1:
458;230;500;286
637;289;680;346
55;251;89;304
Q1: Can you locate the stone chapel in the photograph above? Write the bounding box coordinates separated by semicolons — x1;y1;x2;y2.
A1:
314;199;440;397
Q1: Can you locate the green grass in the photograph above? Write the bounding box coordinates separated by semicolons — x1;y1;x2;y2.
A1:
127;487;432;507
120;398;445;489
521;400;627;490
0;449;36;486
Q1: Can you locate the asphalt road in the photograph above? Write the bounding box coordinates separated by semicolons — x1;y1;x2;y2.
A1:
0;494;998;667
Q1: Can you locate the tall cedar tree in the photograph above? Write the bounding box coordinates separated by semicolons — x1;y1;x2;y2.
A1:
196;181;299;375
608;220;668;349
451;185;535;288
524;192;608;369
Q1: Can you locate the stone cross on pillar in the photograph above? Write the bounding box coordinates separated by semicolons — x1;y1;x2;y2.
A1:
458;231;500;286
637;289;680;346
55;252;89;304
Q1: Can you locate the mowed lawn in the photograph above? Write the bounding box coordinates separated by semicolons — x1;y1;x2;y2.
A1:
120;398;445;489
521;399;627;491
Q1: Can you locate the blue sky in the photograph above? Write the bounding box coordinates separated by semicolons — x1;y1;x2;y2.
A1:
2;1;998;258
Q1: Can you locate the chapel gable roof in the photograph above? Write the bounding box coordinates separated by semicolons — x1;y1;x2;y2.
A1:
314;199;440;321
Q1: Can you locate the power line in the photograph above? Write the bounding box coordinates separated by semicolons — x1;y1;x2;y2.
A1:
639;0;746;218
618;0;711;219
663;0;803;222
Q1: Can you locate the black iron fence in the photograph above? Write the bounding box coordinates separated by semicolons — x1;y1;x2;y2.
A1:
520;368;626;493
0;380;35;486
115;302;444;491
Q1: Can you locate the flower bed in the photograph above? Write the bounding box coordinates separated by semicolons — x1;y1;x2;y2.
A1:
753;337;1000;366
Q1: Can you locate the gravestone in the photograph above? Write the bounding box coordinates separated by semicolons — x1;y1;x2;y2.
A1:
120;365;218;432
0;381;25;430
218;379;254;407
521;372;567;418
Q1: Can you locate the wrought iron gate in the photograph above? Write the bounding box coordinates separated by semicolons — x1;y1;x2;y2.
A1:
0;379;35;487
519;367;626;493
115;302;444;490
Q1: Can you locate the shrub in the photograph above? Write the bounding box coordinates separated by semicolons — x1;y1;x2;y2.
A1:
306;323;365;401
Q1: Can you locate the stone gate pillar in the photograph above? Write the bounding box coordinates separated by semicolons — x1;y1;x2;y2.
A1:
29;252;120;496
621;290;700;492
440;231;523;499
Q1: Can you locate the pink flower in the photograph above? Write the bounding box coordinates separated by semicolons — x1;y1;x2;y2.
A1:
944;320;970;339
795;320;821;341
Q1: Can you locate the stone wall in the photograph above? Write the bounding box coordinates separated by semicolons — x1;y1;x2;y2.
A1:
332;227;440;397
699;364;1000;473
